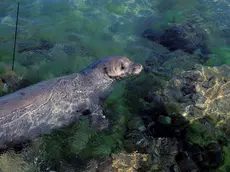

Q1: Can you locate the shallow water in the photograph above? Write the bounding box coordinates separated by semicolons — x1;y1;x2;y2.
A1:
0;0;230;72
1;0;230;171
0;0;155;63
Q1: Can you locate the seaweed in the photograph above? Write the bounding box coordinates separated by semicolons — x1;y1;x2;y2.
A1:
162;10;186;25
206;47;230;66
79;97;130;159
187;119;228;147
213;145;230;172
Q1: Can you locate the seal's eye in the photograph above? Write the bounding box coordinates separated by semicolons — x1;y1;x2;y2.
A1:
121;63;126;70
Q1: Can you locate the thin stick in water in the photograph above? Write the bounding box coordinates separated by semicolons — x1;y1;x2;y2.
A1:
12;2;20;71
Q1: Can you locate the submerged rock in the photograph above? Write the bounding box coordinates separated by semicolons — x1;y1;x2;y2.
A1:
124;57;228;171
111;152;149;172
163;64;230;123
78;152;150;172
202;142;224;169
177;141;224;171
142;20;211;56
17;39;54;53
146;137;178;171
175;151;200;172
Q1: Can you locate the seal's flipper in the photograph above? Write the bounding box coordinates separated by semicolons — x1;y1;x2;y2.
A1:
89;108;109;131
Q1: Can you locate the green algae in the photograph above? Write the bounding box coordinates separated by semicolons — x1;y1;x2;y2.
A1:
156;0;198;13
187;122;204;145
0;63;5;74
187;119;228;147
80;97;129;158
187;118;230;171
164;102;181;115
206;47;230;66
162;10;186;24
24;55;96;82
214;145;230;172
68;117;94;155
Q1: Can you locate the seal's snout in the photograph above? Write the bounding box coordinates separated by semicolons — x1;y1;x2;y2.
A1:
131;63;143;75
102;56;143;79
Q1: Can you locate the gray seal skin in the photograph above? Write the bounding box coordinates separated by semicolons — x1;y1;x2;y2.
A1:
0;56;143;150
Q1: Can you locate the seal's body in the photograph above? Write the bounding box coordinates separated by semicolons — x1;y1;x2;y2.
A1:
0;56;142;150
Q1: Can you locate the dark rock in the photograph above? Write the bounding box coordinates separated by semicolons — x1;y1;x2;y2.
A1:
141;28;162;42
17;39;54;53
17;40;40;53
146;137;178;171
175;152;200;172
202;143;224;169
39;39;54;51
63;45;76;56
142;21;211;55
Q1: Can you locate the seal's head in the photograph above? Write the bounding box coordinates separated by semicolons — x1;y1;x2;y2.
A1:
94;56;143;80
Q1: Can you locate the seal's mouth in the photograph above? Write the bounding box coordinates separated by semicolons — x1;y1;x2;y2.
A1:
115;63;143;80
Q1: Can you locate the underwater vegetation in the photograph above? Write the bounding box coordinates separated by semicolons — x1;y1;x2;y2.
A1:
217;145;230;172
1;0;230;171
187;118;228;146
186;118;230;172
154;0;199;27
156;0;199;13
206;47;230;66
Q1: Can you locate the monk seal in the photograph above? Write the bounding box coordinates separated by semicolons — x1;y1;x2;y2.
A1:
0;56;142;150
